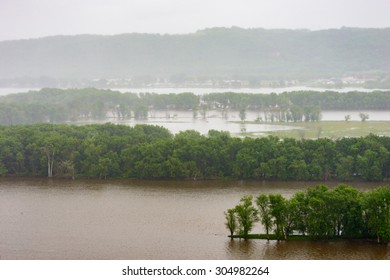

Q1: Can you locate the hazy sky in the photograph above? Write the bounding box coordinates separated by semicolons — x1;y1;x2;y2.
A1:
1;0;390;41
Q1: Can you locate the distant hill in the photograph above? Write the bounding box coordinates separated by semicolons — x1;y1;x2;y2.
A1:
1;27;390;83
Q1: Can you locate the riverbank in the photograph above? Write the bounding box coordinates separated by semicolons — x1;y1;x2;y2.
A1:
229;234;387;244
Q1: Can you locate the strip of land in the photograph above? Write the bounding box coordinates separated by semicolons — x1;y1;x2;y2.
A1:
229;234;377;242
238;121;390;139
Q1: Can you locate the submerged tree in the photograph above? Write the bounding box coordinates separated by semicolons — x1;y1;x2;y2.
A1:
331;184;364;238
268;194;288;240
363;187;390;243
224;208;237;239
234;195;259;237
256;194;272;240
359;112;369;122
226;185;390;243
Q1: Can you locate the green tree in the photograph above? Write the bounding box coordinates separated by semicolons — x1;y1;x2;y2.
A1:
268;194;288;240
133;104;148;120
97;151;120;179
356;147;388;181
42;131;64;177
289;105;303;122
239;107;246;121
303;105;321;122
305;185;334;238
335;155;355;181
289;160;309;180
288;191;309;235
234;195;259;237
359;112;369;122
224;208;237;239
256;194;272;240
331;184;364;238
363;187;390;242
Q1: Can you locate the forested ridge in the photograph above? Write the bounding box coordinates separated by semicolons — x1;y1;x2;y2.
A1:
1;27;390;80
1;88;390;124
0;123;389;181
226;185;390;243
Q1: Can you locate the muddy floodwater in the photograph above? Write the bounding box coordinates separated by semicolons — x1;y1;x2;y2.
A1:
0;178;389;260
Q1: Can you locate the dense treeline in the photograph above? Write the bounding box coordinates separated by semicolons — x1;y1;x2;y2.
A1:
225;185;390;243
1;88;390;125
0;123;389;181
203;90;390;110
0;88;200;124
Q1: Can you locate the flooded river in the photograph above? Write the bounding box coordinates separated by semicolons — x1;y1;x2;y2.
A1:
93;109;390;136
0;178;388;260
2;87;390;136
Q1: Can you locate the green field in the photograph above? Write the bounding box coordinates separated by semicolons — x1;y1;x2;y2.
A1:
238;121;390;139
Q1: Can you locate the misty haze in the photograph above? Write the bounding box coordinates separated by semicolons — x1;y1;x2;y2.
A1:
0;0;390;268
1;27;390;89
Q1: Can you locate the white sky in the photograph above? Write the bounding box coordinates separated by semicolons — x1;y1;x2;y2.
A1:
1;0;390;41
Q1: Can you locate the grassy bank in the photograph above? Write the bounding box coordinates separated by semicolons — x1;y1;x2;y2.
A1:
237;121;390;139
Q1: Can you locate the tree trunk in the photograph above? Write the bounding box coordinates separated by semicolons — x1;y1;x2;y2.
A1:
46;150;55;178
47;160;52;177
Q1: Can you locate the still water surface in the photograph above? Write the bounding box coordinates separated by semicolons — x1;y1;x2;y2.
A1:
2;88;390;136
0;179;388;260
90;109;390;136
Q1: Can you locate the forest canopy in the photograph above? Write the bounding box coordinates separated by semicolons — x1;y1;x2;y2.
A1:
0;123;389;181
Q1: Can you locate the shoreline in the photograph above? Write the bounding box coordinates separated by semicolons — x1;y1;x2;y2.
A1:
1;175;389;184
229;234;389;244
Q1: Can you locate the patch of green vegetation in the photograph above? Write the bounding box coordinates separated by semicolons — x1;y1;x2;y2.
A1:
237;121;390;139
226;185;390;243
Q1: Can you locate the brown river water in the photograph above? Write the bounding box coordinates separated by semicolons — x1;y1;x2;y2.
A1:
0;178;389;260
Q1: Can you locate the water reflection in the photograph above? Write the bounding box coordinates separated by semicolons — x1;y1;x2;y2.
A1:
83;109;390;136
226;239;268;259
225;239;390;260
